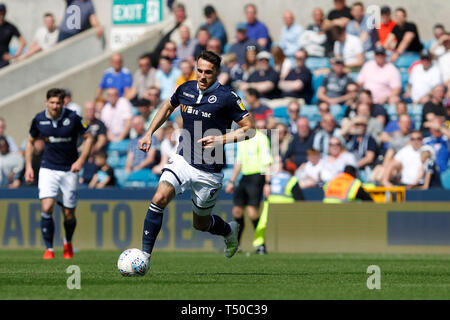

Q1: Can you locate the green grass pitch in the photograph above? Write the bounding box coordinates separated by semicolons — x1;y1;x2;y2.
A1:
1;249;450;300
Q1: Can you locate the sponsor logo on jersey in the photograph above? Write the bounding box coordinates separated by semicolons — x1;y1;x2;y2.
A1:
48;136;72;143
39;121;51;125
183;92;195;99
208;95;217;104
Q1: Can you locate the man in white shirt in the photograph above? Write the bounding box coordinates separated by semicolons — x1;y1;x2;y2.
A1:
279;10;304;58
330;25;364;70
382;131;434;187
407;49;442;105
17;12;58;61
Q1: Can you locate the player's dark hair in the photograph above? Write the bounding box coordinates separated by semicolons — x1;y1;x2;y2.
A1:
197;50;221;71
43;12;54;18
352;2;364;8
0;136;8;148
330;25;344;40
344;165;357;177
434;24;445;31
46;88;65;102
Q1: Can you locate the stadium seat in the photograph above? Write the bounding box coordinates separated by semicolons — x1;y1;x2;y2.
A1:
421;40;433;51
394;53;420;71
311;74;325;104
123;169;160;188
400;71;409;92
408;104;423;130
330;104;346;123
300;104;321;129
107;140;130;154
440;169;450;190
305;57;330;71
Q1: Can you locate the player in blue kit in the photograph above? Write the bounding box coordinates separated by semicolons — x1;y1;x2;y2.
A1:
24;88;94;259
138;51;256;270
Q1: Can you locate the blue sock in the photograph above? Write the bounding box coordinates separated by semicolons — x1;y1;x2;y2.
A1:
64;217;77;243
207;215;231;237
142;202;164;255
41;212;54;250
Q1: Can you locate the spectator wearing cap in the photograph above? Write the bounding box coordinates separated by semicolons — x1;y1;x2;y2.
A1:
278;49;313;104
317;57;354;105
377;6;396;48
245;88;275;129
385;8;423;63
356;46;401;105
405;49;442;105
345;2;378;54
0;3;26;68
17;12;58;62
63;89;82;117
229;22;260;66
218;52;244;90
125;54;157;102
299;8;327;58
154;55;181;101
176;25;196;63
330;25;364;70
244;3;271;51
192;27;210;60
239;51;280;100
200;5;227;49
97;52;133;99
57;0;102;42
101;87;133;142
279;10;304;58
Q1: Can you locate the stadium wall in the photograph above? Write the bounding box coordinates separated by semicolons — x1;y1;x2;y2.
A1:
1;189;450;254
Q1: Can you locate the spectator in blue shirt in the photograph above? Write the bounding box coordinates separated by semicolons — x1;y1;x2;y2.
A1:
423;117;449;173
244;3;271;51
97;53;133;99
345;2;378;53
229;22;260;66
279;10;304;58
155;55;181;101
200;5;228;50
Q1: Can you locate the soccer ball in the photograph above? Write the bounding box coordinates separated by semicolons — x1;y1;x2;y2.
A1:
117;248;149;277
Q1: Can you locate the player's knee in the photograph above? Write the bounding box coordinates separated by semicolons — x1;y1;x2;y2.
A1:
63;212;75;221
152;192;170;208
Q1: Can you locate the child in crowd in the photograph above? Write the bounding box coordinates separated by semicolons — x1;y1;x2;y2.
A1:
88;150;116;188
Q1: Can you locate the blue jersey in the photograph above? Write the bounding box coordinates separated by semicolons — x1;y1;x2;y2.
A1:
29;108;89;171
170;80;249;173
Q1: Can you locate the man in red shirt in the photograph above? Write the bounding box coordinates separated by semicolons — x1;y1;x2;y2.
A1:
378;6;396;48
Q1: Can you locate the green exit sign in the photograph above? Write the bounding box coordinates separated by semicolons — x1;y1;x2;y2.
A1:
112;0;162;25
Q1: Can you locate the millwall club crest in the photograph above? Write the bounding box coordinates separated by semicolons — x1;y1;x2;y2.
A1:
208;95;217;104
63;118;71;126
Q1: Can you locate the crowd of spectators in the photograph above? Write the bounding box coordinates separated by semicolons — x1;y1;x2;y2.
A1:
1;0;450;191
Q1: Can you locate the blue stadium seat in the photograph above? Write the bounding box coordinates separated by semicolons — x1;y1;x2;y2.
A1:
300;104;320;129
223;43;230;54
305;57;330;71
122;169;160;188
311;74;325;104
394;53;420;71
408;104;423;130
421;40;433;51
440;169;450;190
107;140;130;154
400;70;409;92
330;104;346;123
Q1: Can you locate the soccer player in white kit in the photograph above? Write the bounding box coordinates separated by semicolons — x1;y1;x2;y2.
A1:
25;88;94;259
138;51;256;271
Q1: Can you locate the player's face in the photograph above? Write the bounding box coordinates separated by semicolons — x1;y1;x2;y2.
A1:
46;96;63;119
196;58;218;91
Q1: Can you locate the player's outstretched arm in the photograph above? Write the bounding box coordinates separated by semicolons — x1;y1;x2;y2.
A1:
71;132;94;173
139;100;176;152
24;135;35;183
198;114;256;149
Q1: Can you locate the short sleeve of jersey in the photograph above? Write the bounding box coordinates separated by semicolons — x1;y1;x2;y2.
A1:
227;91;249;123
75;114;89;136
170;84;183;108
29;116;39;138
